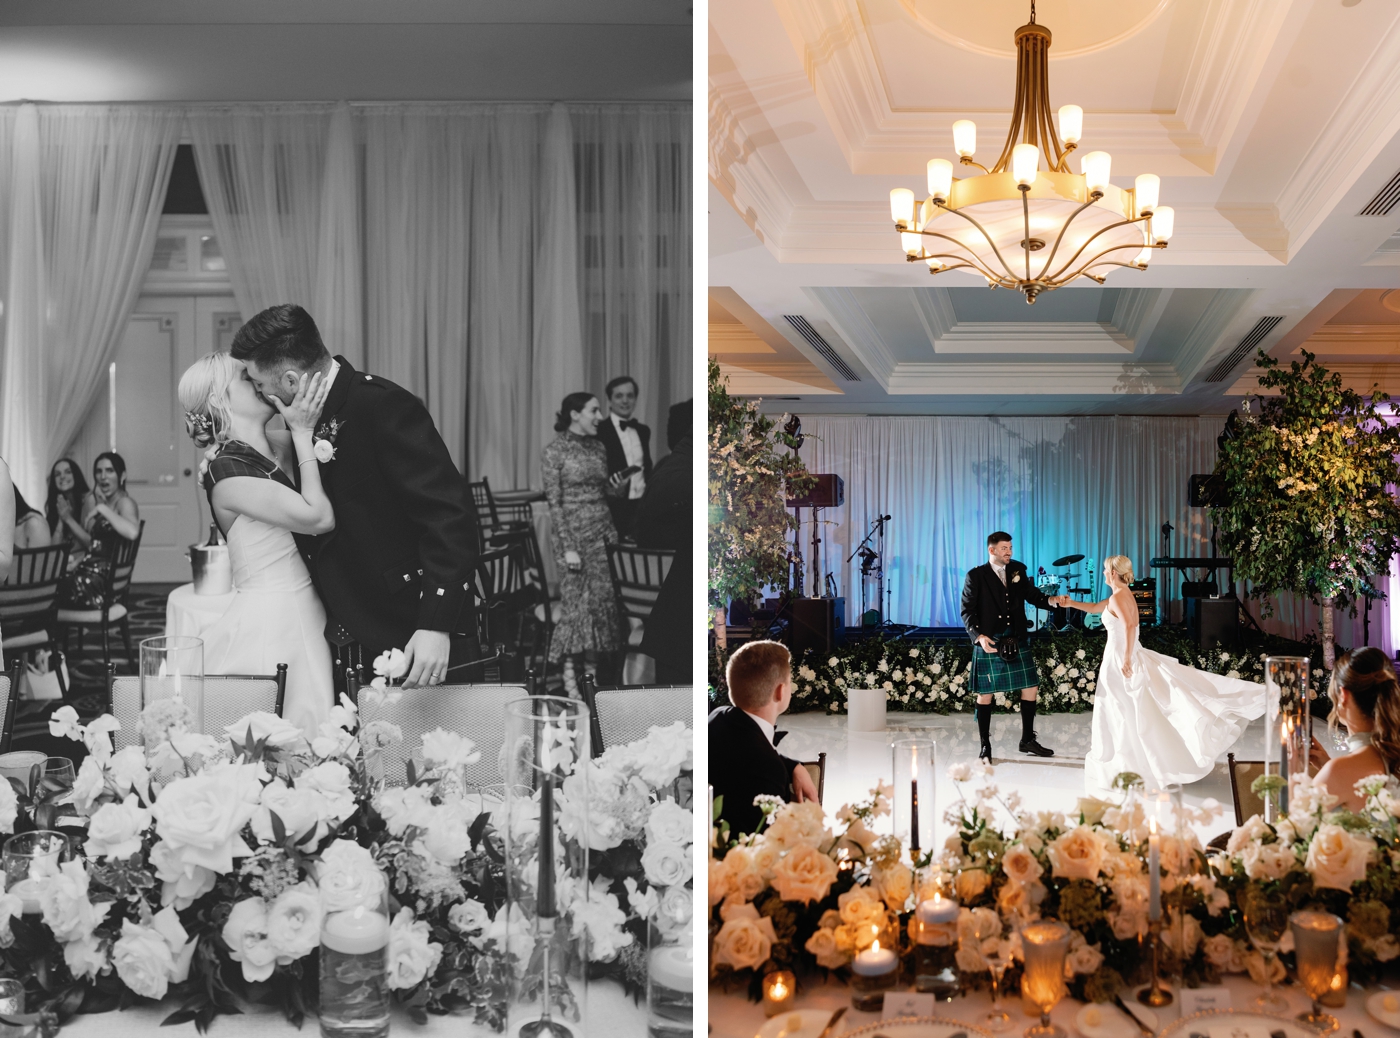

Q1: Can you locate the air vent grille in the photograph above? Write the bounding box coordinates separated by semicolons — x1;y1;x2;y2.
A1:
783;315;861;382
1204;315;1285;384
1360;168;1400;216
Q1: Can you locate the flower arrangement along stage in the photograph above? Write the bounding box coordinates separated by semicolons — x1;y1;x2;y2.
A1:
709;627;1327;716
708;762;1400;1003
0;699;692;1034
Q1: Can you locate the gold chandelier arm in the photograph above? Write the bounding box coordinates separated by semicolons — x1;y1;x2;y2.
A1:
960;156;991;175
911;236;1011;283
1056;242;1161;284
1042;214;1150;283
929;202;1023;281
1021;188;1032;281
1034;193;1100;279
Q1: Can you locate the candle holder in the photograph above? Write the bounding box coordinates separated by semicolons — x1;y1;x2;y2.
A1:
647;870;694;1037
851;914;899;1011
2;831;70;915
761;971;796;1018
139;636;205;741
504;697;590;1038
892;738;936;861
1021;920;1071;1038
319;852;390;1038
913;893;960;999
1263;656;1309;821
1290;910;1342;1033
1137;917;1172;1007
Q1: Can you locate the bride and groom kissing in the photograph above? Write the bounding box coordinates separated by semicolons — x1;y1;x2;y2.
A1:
177;304;479;737
963;530;1265;794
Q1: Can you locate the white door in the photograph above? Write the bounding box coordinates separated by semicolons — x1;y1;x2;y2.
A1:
68;294;242;582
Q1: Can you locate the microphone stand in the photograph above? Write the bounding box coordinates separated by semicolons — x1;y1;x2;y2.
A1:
847;514;891;623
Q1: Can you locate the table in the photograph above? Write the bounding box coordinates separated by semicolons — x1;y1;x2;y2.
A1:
164;583;236;642
710;973;1383;1038
58;978;645;1038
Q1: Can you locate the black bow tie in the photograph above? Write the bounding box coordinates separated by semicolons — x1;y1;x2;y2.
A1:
618;418;640;431
773;730;788;746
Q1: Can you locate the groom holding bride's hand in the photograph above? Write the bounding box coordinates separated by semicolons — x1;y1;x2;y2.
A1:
232;305;479;689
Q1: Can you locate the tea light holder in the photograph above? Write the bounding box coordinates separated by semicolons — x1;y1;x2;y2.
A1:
1290;910;1342;1033
762;970;796;1017
913;892;960;999
1020;920;1071;1038
892;737;936;861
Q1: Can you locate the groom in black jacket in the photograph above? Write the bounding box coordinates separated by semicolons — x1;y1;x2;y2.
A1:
232;304;479;688
961;531;1056;761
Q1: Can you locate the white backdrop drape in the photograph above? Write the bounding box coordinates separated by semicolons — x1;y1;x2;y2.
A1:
797;415;1390;654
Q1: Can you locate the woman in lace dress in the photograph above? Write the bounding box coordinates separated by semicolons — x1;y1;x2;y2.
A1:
542;392;631;695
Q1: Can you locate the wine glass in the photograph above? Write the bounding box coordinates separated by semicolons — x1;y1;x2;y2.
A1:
983;935;1015;1032
1242;888;1290;1013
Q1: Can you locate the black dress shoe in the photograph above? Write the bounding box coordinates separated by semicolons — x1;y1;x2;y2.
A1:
1019;733;1054;757
978;740;993;761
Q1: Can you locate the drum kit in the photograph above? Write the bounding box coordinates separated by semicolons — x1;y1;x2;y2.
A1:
1036;552;1100;631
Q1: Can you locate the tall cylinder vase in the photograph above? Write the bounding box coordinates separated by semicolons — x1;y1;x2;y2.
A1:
503;697;590;1038
1263;657;1309;819
891;738;935;862
139;636;205;745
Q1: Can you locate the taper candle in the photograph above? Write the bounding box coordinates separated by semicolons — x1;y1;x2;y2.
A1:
1147;820;1161;922
538;765;555;918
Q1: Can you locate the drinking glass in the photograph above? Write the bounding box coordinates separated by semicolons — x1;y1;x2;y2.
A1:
139;635;205;740
0;978;23;1038
1242;888;1289;1013
2;831;70;914
1290;911;1342;1033
984;937;1015;1033
1021;920;1071;1038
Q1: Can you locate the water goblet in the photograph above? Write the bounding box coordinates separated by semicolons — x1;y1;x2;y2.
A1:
1242;888;1290;1013
1021;920;1071;1038
2;831;70;914
1290;910;1342;1033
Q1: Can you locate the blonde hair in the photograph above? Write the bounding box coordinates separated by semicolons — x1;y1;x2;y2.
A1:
1105;555;1134;583
177;351;241;449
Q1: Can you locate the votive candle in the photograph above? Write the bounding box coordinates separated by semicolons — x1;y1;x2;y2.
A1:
762;970;796;1017
851;938;899;1011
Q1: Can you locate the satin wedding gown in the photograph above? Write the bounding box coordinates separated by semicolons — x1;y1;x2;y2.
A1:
199;511;332;738
1083;607;1265;795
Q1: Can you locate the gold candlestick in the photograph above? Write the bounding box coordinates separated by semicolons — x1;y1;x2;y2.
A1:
1138;917;1173;1007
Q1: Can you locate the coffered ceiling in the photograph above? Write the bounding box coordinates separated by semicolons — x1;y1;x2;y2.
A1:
709;0;1400;415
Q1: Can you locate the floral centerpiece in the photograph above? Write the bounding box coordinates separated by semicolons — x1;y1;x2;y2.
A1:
0;699;691;1035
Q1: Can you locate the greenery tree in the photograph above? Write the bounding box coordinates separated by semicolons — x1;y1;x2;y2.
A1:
708;359;814;612
1211;349;1400;668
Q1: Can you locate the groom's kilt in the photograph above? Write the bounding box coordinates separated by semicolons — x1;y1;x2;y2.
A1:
970;641;1040;694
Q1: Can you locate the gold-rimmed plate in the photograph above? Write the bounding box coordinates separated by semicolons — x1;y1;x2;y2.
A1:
1159;1008;1323;1038
1366;990;1400;1031
839;1015;998;1038
756;1009;844;1038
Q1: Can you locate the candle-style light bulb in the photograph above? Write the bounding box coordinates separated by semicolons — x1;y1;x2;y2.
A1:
890;188;915;228
927;158;953;202
1134;173;1160;215
1081;151;1112;194
1151;206;1175;243
1012;143;1039;188
1058;105;1083;145
952;120;976;159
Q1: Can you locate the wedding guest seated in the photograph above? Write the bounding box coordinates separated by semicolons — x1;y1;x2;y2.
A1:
12;485;48;548
45;458;89;554
1314;646;1400;810
57;452;141;609
709;639;819;836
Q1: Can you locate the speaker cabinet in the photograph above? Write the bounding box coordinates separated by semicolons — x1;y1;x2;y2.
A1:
1187;595;1238;650
787;474;845;509
789;597;845;657
1129;578;1156;626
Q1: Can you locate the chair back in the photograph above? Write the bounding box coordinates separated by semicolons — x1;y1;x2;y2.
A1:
105;522;144;607
593;684;691;750
488;526;551;607
108;663;287;751
0;662;20;753
468;478;497;528
801;751;827;805
358;683;528;788
606;545;675;622
0;545;70;640
1227;754;1265;826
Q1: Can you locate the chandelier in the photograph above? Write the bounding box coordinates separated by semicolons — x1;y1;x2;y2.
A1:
889;3;1173;304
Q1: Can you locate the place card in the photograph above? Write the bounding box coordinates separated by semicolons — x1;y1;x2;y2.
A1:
1180;987;1233;1015
882;993;936;1019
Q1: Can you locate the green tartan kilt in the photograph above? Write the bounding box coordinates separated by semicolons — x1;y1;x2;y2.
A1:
971;641;1041;695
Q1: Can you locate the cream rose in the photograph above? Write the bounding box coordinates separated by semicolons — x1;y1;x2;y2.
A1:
805;925;851;969
387;908;442;991
1305;823;1374;892
448;899;490;935
267;883;322;961
954;867;990;902
712;901;777;971
224;711;306;750
721;846;766;902
63;933;108;980
872;862;913;911
253;781;330;847
222;898;277;982
771;844;839;904
85;794;152;860
1242;841;1297;882
39;861;110;941
708;857;730;907
151;767;261;874
1065;932;1104;976
150;840;217;910
317;839;387;911
764;801;828;851
1001;845;1044;886
837;886;886;927
1226;814;1272;854
1046;826;1107;880
642;840;693;888
112;919;177;1000
295;761;356;822
646;799;692;847
1202;933;1246;973
106;746;151;800
419;728;481;770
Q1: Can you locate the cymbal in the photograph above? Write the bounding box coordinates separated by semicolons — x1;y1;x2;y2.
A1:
1052;553;1085;567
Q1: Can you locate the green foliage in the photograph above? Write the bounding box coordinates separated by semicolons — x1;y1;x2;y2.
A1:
1211;350;1400;638
707;359;814;609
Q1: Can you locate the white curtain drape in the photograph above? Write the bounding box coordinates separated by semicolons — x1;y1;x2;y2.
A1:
797;414;1389;653
0;105;42;502
572;105;692;441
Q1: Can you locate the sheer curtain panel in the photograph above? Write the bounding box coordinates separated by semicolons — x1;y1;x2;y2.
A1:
0;105;37;500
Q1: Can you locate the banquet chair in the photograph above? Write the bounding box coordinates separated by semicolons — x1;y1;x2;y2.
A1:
485;525;555;671
0;662;21;753
58;522;144;674
800;752;827;805
106;663;287;752
605;545;675;682
0;544;71;696
468;477;498;529
1227;751;1319;825
355;679;530;788
582;682;691;755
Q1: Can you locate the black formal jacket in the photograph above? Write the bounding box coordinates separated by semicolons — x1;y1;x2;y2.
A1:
294;357;480;657
596;412;654;483
708;705;798;837
960;560;1054;646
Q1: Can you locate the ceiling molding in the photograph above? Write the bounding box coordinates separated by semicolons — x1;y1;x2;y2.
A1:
930;323;1134;355
808;287;897;385
886;361;1182;395
717;361;845;395
1229;362;1400;397
1297;326;1400;356
1173;289;1257;384
709;324;777;353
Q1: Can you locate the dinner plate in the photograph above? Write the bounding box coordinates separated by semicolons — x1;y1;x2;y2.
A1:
1159;1008;1317;1038
841;1015;997;1038
1075;1003;1140;1038
1366;990;1400;1031
754;1009;841;1038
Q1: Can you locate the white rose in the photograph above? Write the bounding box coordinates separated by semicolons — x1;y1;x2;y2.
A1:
0;775;17;834
151;767;261;874
419;728;482;770
39;861;110;941
645;799;692;847
388;908;442;991
222;898;277;982
106;746;151;799
655;883;694;936
85;794;152;860
1001;844;1044;886
1305;823;1374;892
771;845;840;905
313;438;336;463
266;883;322;961
112;919;177;1000
317;839;387;911
1242;842;1297;882
253;780;330;846
377;785;436;837
70;756;106;816
448;899;490;935
63;933;108;980
418;803;474;865
641;840;693;888
1046;826;1107;880
225;711;306;750
150;840;217;910
712;901;776;971
373;648;408;681
295;761;356;822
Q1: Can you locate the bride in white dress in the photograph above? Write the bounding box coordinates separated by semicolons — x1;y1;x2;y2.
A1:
177;352;335;736
1058;555;1265;795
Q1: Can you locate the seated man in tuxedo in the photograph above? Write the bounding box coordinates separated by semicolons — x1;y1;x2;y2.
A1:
709;639;820;836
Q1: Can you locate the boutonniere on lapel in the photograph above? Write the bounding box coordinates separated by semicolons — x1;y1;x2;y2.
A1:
1011;573;1021;583
313;416;343;463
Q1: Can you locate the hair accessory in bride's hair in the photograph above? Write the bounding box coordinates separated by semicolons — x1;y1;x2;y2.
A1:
184;409;216;448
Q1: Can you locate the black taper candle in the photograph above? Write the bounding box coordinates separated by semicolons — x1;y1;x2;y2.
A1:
538;761;555;919
910;778;920;853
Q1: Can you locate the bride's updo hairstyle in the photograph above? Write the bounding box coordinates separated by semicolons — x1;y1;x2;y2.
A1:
178;351;240;449
1105;555;1134;584
554;392;596;433
1327;647;1400;773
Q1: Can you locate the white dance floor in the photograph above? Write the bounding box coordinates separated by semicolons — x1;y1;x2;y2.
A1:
774;709;1306;849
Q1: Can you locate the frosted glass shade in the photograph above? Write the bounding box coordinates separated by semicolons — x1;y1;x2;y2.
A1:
1081;151;1112;194
890;188;915;226
1134;173;1160;215
1012;144;1039;187
1151;205;1174;242
1058;105;1083;145
952;120;976;158
927;158;953;201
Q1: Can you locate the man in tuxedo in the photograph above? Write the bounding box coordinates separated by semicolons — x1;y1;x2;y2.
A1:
595;376;651;538
709;639;820;836
961;531;1056;761
232;304;479;688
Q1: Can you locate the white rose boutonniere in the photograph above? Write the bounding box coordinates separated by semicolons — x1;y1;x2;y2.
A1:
313;438;336;463
312;416;343;464
1011;573;1020;583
